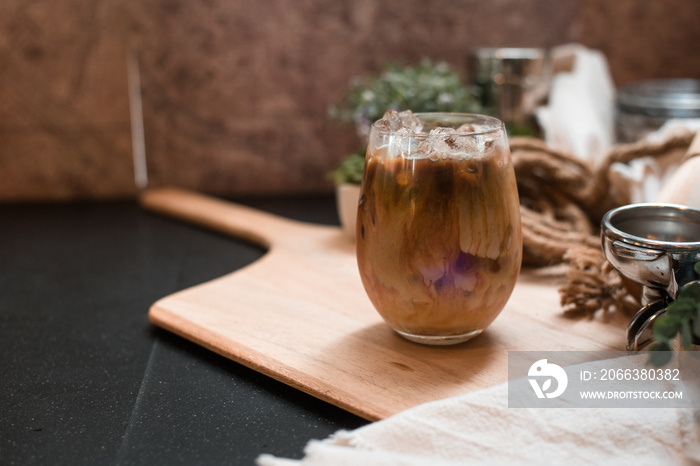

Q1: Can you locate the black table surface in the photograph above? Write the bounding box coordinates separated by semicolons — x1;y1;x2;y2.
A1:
0;195;367;465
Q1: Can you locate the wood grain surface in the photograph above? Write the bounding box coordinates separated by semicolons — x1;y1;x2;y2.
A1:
140;187;629;421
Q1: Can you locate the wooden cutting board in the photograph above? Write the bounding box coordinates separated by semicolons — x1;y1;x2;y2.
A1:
140;187;628;421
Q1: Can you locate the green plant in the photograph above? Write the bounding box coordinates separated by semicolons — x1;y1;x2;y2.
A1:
329;152;365;186
330;59;481;141
648;262;700;367
329;59;481;185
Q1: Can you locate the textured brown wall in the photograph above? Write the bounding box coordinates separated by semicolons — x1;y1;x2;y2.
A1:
1;0;699;201
581;0;700;85
0;0;133;201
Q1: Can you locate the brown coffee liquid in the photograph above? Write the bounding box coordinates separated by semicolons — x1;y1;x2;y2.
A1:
357;145;522;336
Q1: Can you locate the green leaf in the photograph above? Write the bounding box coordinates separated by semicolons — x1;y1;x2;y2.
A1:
680;319;693;349
647;341;673;367
645;262;700;366
667;297;696;319
679;281;700;302
652;314;680;341
330;153;365;186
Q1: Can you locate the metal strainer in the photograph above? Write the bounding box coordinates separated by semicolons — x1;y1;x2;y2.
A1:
601;203;700;351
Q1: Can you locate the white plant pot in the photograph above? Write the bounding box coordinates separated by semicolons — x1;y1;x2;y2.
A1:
336;183;361;239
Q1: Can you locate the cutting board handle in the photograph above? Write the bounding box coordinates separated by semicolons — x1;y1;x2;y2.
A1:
139;187;309;249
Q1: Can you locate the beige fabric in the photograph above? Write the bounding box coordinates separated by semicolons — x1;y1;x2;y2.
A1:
259;356;698;466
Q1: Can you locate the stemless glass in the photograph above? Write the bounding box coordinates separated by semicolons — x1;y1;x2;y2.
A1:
356;112;522;345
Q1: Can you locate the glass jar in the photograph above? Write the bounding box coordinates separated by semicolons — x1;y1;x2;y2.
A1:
616;79;700;143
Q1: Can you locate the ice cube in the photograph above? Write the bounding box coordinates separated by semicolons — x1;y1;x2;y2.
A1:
375;109;403;132
413;139;434;159
427;127;454;150
390;127;413;157
449;134;479;155
375;109;424;134
429;127;476;156
429;127;457;138
397;110;423;133
456;123;475;133
428;151;441;162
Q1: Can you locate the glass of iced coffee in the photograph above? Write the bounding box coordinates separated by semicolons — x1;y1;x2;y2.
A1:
356;111;522;345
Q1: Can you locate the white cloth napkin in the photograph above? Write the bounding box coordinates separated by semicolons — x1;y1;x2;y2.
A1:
258;355;698;466
535;43;616;164
610;119;700;203
535;43;699;203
